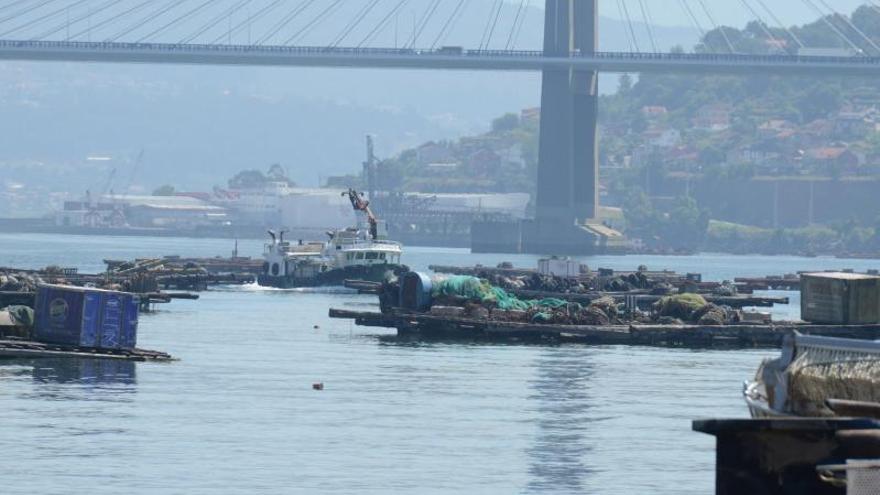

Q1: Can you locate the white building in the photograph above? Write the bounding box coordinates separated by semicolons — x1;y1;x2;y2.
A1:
56;194;227;229
279;188;358;230
220;181;290;224
645;128;682;148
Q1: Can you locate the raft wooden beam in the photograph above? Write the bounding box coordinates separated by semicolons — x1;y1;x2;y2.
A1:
0;339;173;361
429;265;536;277
328;309;880;347
734;276;801;290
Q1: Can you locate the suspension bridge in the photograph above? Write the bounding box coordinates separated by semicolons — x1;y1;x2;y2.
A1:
1;0;879;253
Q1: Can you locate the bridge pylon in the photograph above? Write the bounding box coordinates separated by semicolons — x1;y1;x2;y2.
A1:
521;0;606;255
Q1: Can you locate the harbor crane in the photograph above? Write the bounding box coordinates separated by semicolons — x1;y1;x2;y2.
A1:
342;188;379;241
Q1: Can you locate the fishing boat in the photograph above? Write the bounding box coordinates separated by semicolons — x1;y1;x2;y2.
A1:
257;189;406;289
744;333;880;418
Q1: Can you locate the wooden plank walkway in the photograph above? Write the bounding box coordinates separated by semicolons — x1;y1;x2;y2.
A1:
329;308;880;348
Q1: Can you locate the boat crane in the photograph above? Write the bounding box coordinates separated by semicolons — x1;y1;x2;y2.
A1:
342;188;379;240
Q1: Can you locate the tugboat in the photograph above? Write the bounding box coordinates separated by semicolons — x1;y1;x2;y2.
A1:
257;189;406;288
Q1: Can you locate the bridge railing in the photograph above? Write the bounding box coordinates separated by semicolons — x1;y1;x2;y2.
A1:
1;39;880;66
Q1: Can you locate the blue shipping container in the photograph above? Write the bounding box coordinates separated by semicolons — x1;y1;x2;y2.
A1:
33;285;139;350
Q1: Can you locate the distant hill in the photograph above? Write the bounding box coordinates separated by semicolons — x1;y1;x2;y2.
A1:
0;1;697;201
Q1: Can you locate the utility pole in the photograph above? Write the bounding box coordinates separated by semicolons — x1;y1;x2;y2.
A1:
808;180;815;225
773;181;779;229
364;135;377;202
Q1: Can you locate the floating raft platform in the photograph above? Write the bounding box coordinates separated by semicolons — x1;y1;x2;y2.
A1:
329;308;880;348
0;338;173;361
505;288;788;308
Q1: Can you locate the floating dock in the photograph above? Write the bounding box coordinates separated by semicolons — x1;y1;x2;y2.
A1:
329;308;880;347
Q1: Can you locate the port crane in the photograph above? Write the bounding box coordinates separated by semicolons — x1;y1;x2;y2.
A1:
342;188;379;240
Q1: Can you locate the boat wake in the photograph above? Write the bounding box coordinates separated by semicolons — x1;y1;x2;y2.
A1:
234;281;357;294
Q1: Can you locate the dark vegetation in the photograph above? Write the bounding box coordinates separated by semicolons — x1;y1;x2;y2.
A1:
369;5;880;255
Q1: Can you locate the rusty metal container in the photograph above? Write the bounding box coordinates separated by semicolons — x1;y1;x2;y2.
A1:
801;272;880;325
694;417;880;495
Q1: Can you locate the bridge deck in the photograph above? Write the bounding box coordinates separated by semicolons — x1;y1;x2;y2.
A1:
1;40;879;75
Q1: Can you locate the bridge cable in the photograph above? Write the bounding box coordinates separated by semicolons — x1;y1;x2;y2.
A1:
478;0;502;50
814;0;880;54
677;0;706;46
737;0;784;51
108;0;189;42
615;0;634;52
230;0;288;45
357;0;412;48
329;0;381;48
408;0;443;49
104;0;188;43
752;0;804;49
0;0;87;38
63;0;150;41
179;0;251;44
0;0;62;28
635;0;657;52
430;0;467;49
799;0;866;53
694;0;736;53
0;0;36;15
137;0;216;43
509;0;532;50
613;1;631;52
31;0;123;40
282;0;344;46
257;0;314;46
504;0;526;50
484;0;506;49
210;0;283;45
619;0;641;52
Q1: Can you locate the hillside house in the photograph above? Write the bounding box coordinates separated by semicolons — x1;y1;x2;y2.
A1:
692;103;732;132
806;147;862;175
644;128;682;148
641;106;668;120
833;108;875;139
466;149;502;176
520;107;540;125
416;142;455;165
757;119;796;139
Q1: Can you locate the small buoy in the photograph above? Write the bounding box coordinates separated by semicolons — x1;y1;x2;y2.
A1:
313;324;320;329
312;382;324;390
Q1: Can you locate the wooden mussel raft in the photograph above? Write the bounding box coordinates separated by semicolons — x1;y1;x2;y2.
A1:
0;284;172;361
329;307;880;347
428;261;795;298
331;270;880;348
0;253;260;311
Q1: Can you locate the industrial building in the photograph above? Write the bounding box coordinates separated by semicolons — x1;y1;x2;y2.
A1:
56;194;228;230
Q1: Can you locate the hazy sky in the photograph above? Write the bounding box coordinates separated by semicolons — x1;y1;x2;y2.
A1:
598;0;870;28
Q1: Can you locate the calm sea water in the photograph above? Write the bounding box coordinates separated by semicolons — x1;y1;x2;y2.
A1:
2;233;879;494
